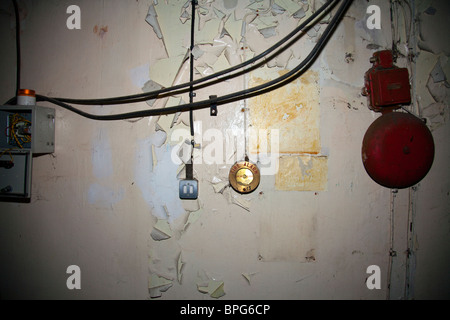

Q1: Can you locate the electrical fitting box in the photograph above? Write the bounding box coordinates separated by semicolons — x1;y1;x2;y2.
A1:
0;105;55;200
362;50;411;113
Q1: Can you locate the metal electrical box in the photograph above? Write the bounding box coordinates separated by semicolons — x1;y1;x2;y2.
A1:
0;105;55;200
362;50;411;113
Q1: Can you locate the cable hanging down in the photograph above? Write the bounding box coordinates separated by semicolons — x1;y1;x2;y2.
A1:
186;0;197;182
10;0;353;121
12;0;21;96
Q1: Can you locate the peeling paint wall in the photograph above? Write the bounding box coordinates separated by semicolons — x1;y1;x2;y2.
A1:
404;0;450;299
0;0;448;300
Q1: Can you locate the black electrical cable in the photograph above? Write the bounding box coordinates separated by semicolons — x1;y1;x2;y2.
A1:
189;0;196;137
187;0;197;181
12;0;21;96
34;0;352;121
5;0;336;106
48;0;338;106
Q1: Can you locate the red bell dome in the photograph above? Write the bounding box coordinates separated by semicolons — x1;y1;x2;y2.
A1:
362;111;435;189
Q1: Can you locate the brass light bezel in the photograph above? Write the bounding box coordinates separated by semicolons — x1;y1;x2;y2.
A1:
229;160;260;194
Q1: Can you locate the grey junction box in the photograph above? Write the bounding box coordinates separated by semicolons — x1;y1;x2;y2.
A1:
0;105;55;200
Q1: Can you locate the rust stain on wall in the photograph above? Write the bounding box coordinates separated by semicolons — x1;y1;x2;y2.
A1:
93;25;108;38
248;69;321;154
276;155;328;191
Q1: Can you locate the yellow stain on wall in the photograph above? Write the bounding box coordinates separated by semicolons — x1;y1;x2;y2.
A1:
248;69;321;154
276;155;328;191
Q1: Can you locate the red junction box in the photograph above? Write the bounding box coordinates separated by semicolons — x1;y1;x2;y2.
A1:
364;50;411;112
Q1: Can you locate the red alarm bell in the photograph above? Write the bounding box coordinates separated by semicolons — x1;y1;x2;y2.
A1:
361;50;435;189
362;112;434;189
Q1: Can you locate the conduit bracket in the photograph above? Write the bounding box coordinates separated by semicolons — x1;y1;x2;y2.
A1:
209;95;217;116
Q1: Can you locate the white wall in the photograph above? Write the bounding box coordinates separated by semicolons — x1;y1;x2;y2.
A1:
0;0;448;300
